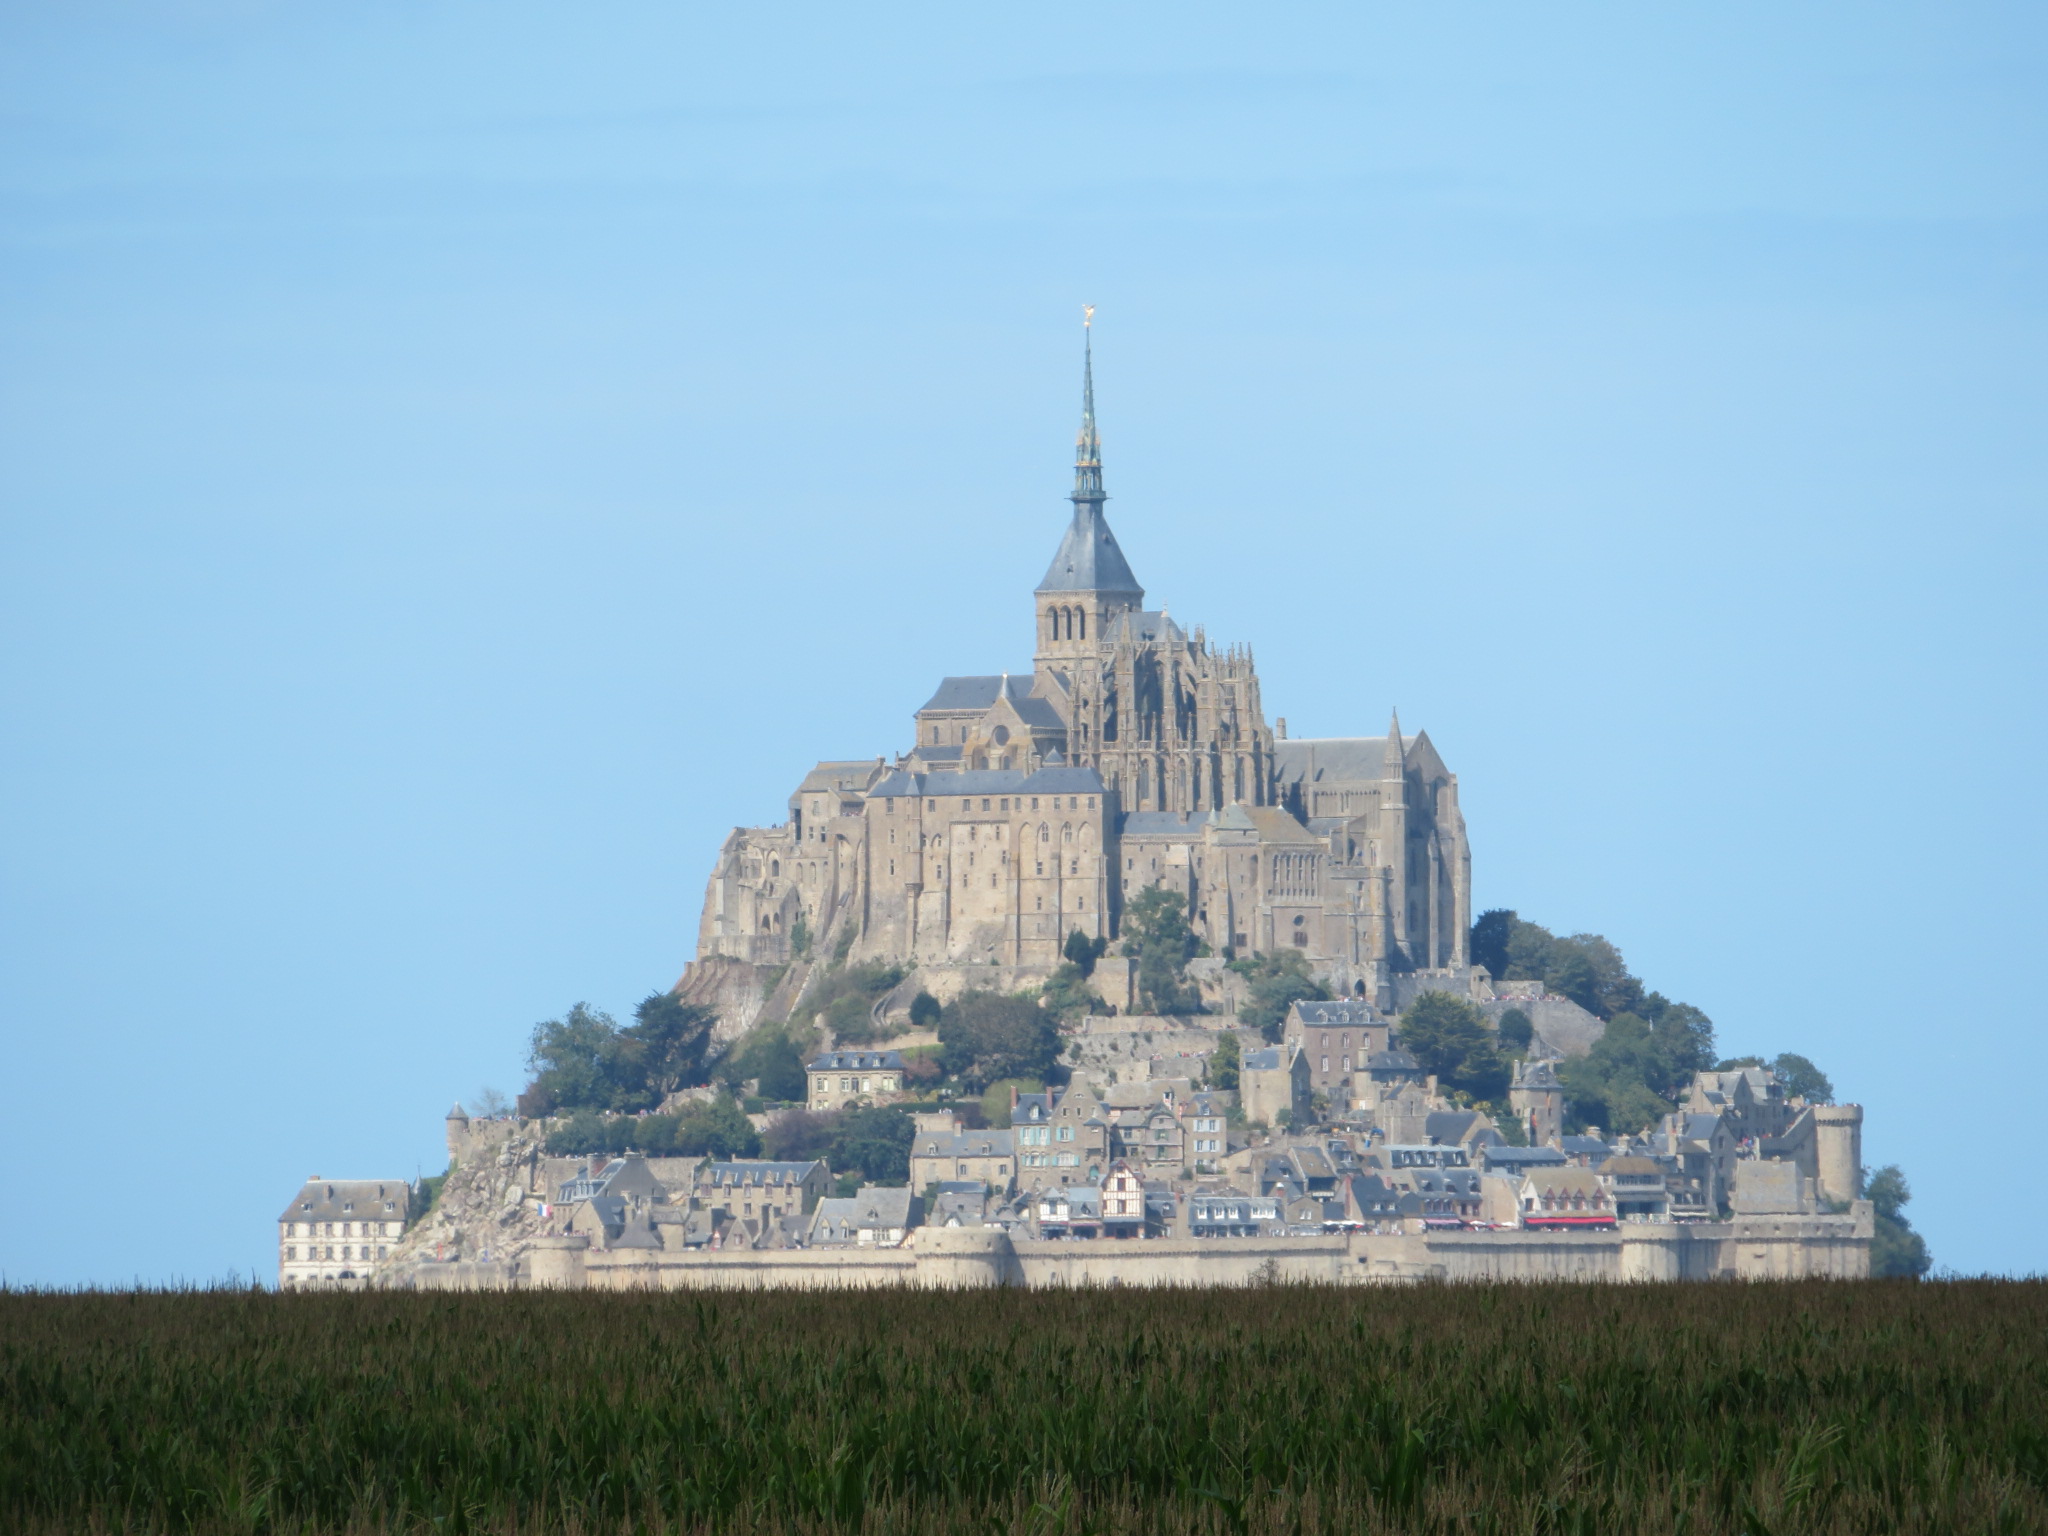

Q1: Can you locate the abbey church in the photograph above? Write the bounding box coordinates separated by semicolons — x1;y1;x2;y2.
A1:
695;332;1472;1000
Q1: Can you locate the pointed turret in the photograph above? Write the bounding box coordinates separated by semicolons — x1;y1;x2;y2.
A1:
1380;708;1411;964
1035;309;1144;669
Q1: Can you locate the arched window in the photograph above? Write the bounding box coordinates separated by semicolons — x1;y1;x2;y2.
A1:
1078;608;1087;640
770;860;779;876
1039;823;1049;841
1062;823;1073;843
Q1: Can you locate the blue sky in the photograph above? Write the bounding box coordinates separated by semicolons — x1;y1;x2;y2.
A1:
2;2;2043;1282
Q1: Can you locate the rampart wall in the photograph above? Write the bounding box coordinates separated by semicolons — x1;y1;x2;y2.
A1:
434;1207;1871;1292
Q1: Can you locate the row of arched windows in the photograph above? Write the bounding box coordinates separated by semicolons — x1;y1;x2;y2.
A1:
1044;605;1088;643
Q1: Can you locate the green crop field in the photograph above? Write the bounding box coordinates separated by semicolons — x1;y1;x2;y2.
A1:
2;1280;2042;1535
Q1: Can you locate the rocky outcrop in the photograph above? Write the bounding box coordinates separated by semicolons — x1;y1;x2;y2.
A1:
377;1120;550;1285
673;953;771;1046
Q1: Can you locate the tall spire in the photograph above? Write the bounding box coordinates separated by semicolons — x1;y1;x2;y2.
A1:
1038;306;1142;601
1382;708;1405;776
1072;304;1105;506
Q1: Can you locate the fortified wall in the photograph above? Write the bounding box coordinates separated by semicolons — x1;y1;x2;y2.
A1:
402;1208;1872;1292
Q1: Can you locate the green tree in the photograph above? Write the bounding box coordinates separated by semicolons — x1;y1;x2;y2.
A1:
1063;928;1108;976
820;991;876;1041
1497;1008;1534;1053
1556;1013;1679;1135
1041;962;1104;1022
720;1023;808;1102
760;1107;838;1164
1232;949;1330;1043
1208;1030;1241;1091
1866;1164;1933;1278
1771;1052;1834;1103
1641;996;1717;1084
624;990;718;1101
1544;949;1602;1015
831;1104;914;1184
1119;887;1202;1014
1398;991;1508;1102
519;1003;627;1117
789;912;811;960
1470;910;1671;1022
938;991;1058;1091
1564;932;1644;1019
1469;908;1516;978
909;991;942;1031
673;1094;760;1159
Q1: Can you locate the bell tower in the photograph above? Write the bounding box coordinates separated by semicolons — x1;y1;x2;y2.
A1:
1034;309;1144;675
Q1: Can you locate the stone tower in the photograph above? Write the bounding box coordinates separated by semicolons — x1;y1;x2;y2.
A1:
1034;315;1145;672
1509;1058;1564;1147
1813;1103;1864;1206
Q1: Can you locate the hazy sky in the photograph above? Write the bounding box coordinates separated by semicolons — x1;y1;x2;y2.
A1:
3;3;2043;1282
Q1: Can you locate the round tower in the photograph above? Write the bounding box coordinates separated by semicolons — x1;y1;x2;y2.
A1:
1813;1103;1863;1206
444;1102;470;1165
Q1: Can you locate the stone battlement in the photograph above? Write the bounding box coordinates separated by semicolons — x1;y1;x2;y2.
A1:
391;1208;1872;1292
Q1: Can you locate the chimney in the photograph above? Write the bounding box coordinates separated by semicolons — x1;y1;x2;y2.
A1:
1276;717;1288;740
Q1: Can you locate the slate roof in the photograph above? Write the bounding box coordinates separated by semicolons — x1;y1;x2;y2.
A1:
913;1131;1016;1159
919;675;1037;714
795;761;883;795
1038;503;1144;596
1366;1047;1422;1074
1010;695;1066;731
1425;1110;1483;1146
1120;810;1215;838
808;1050;907;1072
279;1179;409;1224
1041;1185;1102;1218
850;1185;915;1230
1482;1146;1569;1171
1290;999;1379;1027
1102;609;1182;644
867;766;1107;800
697;1160;826;1187
1208;802;1322;843
1241;1047;1291;1072
809;1197;857;1242
1272;737;1403;786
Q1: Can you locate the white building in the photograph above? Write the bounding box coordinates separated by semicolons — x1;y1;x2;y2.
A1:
278;1177;413;1287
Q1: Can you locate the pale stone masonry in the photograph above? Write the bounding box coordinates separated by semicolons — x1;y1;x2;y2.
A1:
692;328;1470;996
278;1177;413;1288
806;1049;907;1112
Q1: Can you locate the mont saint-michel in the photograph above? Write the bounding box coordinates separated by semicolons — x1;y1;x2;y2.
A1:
278;330;1916;1293
694;328;1467;992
